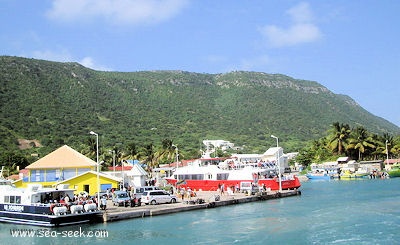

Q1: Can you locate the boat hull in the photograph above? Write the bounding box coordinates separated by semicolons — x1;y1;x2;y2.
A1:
388;170;400;178
166;178;301;191
306;174;332;180
0;204;101;227
340;174;369;179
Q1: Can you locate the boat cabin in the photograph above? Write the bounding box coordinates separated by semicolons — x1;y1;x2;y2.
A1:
1;183;75;206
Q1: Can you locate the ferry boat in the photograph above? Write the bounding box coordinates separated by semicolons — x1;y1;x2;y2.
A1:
165;158;301;191
0;178;101;227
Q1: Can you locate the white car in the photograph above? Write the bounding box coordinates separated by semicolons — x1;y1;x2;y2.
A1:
132;186;160;201
141;190;177;205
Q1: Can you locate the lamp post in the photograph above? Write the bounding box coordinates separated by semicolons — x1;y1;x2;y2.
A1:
121;160;125;190
172;144;179;169
271;135;282;192
90;131;100;209
109;150;116;173
386;140;389;170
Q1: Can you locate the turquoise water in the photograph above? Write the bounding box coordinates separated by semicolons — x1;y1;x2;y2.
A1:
2;178;399;245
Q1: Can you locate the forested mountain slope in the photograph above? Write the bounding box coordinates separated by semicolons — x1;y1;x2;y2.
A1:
1;56;398;156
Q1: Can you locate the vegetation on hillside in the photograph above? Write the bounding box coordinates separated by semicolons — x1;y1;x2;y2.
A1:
0;56;399;176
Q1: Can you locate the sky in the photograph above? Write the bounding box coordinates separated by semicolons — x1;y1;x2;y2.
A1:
1;0;399;127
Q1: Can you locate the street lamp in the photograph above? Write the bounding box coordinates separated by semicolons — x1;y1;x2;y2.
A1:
386;140;389;169
109;150;116;172
121;160;125;190
90;131;100;209
172;144;179;169
271;135;282;192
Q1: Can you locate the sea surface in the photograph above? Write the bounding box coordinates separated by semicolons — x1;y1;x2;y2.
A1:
1;177;400;245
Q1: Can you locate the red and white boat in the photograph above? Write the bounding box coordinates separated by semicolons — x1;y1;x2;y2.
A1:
165;158;301;191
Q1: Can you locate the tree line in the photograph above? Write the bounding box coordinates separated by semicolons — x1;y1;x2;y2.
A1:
295;122;400;168
1;122;399;178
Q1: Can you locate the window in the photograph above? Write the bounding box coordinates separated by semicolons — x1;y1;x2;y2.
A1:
63;169;76;179
30;170;44;182
77;168;91;175
192;174;203;180
56;169;61;180
46;169;57;181
216;173;229;180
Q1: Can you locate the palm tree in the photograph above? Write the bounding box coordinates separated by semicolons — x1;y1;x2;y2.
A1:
347;126;375;160
372;133;394;160
157;139;177;164
383;133;395;159
370;134;384;160
1;152;29;177
123;142;140;161
80;138;97;161
142;143;157;171
310;138;332;163
392;136;400;158
327;122;351;155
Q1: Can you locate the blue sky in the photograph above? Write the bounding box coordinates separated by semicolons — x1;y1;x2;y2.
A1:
1;0;399;127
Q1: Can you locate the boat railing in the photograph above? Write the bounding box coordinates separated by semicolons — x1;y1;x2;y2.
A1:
33;203;51;207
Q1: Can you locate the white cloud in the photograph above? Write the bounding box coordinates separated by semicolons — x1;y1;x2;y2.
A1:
30;49;110;71
259;2;321;47
31;49;73;62
79;57;111;71
286;2;314;23
46;0;189;26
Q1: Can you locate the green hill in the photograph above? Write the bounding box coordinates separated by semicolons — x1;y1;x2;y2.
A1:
1;56;399;157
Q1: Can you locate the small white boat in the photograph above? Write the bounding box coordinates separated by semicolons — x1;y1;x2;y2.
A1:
0;178;101;227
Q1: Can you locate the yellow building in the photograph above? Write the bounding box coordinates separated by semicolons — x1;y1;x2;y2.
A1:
57;171;120;195
17;145;120;195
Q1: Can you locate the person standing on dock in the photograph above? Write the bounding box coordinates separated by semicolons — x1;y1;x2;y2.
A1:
180;188;185;201
100;195;107;210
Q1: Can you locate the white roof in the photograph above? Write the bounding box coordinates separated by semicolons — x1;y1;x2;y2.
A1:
337;157;350;162
263;147;281;156
126;164;147;176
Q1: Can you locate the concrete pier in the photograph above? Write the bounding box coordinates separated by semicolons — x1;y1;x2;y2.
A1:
101;189;301;223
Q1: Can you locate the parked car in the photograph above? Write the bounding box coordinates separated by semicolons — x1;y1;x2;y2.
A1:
141;190;177;205
112;191;131;207
95;191;108;199
132;186;160;202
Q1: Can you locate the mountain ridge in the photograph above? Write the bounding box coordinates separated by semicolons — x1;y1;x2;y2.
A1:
0;56;398;156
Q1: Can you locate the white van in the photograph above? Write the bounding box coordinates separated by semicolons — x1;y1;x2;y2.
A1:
141;190;177;205
132;186;160;201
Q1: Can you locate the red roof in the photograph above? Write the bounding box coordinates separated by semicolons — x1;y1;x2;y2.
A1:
7;174;20;181
107;166;133;171
384;159;400;164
